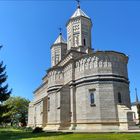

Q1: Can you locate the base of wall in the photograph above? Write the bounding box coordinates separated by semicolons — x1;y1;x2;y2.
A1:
119;121;136;130
43;121;135;131
70;123;119;131
27;124;43;128
42;121;140;132
44;123;60;131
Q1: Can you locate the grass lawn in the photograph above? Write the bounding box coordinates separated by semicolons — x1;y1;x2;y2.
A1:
0;128;140;140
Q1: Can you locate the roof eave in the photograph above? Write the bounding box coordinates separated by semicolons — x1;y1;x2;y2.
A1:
50;42;67;49
66;16;92;26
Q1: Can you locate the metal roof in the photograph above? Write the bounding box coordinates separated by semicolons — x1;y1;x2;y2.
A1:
54;34;66;44
71;8;90;19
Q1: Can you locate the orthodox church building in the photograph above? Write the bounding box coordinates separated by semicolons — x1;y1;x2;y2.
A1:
28;3;135;131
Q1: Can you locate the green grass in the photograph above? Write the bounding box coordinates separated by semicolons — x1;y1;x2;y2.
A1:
0;128;140;140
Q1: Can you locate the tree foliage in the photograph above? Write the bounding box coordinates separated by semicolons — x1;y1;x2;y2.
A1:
4;96;30;127
0;61;11;103
0;46;11;124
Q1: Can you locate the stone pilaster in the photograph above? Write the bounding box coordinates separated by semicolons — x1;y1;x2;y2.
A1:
69;84;77;130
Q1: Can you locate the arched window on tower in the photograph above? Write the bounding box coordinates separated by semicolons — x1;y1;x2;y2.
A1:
118;92;122;104
74;36;79;47
83;38;86;46
55;55;59;64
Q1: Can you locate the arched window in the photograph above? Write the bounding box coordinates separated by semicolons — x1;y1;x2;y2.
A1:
118;92;122;104
48;97;50;111
83;38;86;46
90;93;94;105
74;36;79;47
89;89;95;106
55;55;59;64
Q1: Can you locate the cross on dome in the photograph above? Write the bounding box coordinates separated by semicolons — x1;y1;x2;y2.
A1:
59;27;62;35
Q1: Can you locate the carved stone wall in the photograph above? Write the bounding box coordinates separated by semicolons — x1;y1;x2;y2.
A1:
75;52;128;80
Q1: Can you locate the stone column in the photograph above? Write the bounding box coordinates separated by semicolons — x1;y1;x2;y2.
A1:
42;96;48;128
69;84;77;130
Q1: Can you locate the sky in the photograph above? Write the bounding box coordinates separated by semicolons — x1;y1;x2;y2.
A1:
0;0;140;102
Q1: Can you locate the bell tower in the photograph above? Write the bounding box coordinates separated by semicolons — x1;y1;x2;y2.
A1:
51;30;67;67
66;1;92;53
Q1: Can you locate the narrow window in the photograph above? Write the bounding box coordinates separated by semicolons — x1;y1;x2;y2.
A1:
40;102;43;113
118;92;122;104
48;97;50;111
89;89;95;106
55;55;59;64
90;93;94;105
83;38;86;46
74;36;79;47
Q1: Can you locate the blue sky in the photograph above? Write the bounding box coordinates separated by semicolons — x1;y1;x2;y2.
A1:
0;0;140;102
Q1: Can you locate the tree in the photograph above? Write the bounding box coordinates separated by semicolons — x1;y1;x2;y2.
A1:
4;96;30;127
0;46;11;124
0;62;11;102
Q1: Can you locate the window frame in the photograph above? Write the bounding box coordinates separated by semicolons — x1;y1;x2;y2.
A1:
89;89;96;107
118;92;122;104
83;38;86;46
47;97;50;111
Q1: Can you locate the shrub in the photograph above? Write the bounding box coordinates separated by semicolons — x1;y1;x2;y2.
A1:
32;127;43;133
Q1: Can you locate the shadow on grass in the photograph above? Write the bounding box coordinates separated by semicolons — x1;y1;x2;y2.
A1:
0;129;72;140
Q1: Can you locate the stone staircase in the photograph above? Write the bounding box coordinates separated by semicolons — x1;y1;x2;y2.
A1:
117;105;137;130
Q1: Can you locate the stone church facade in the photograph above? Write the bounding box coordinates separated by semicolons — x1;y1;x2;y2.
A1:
28;3;134;131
